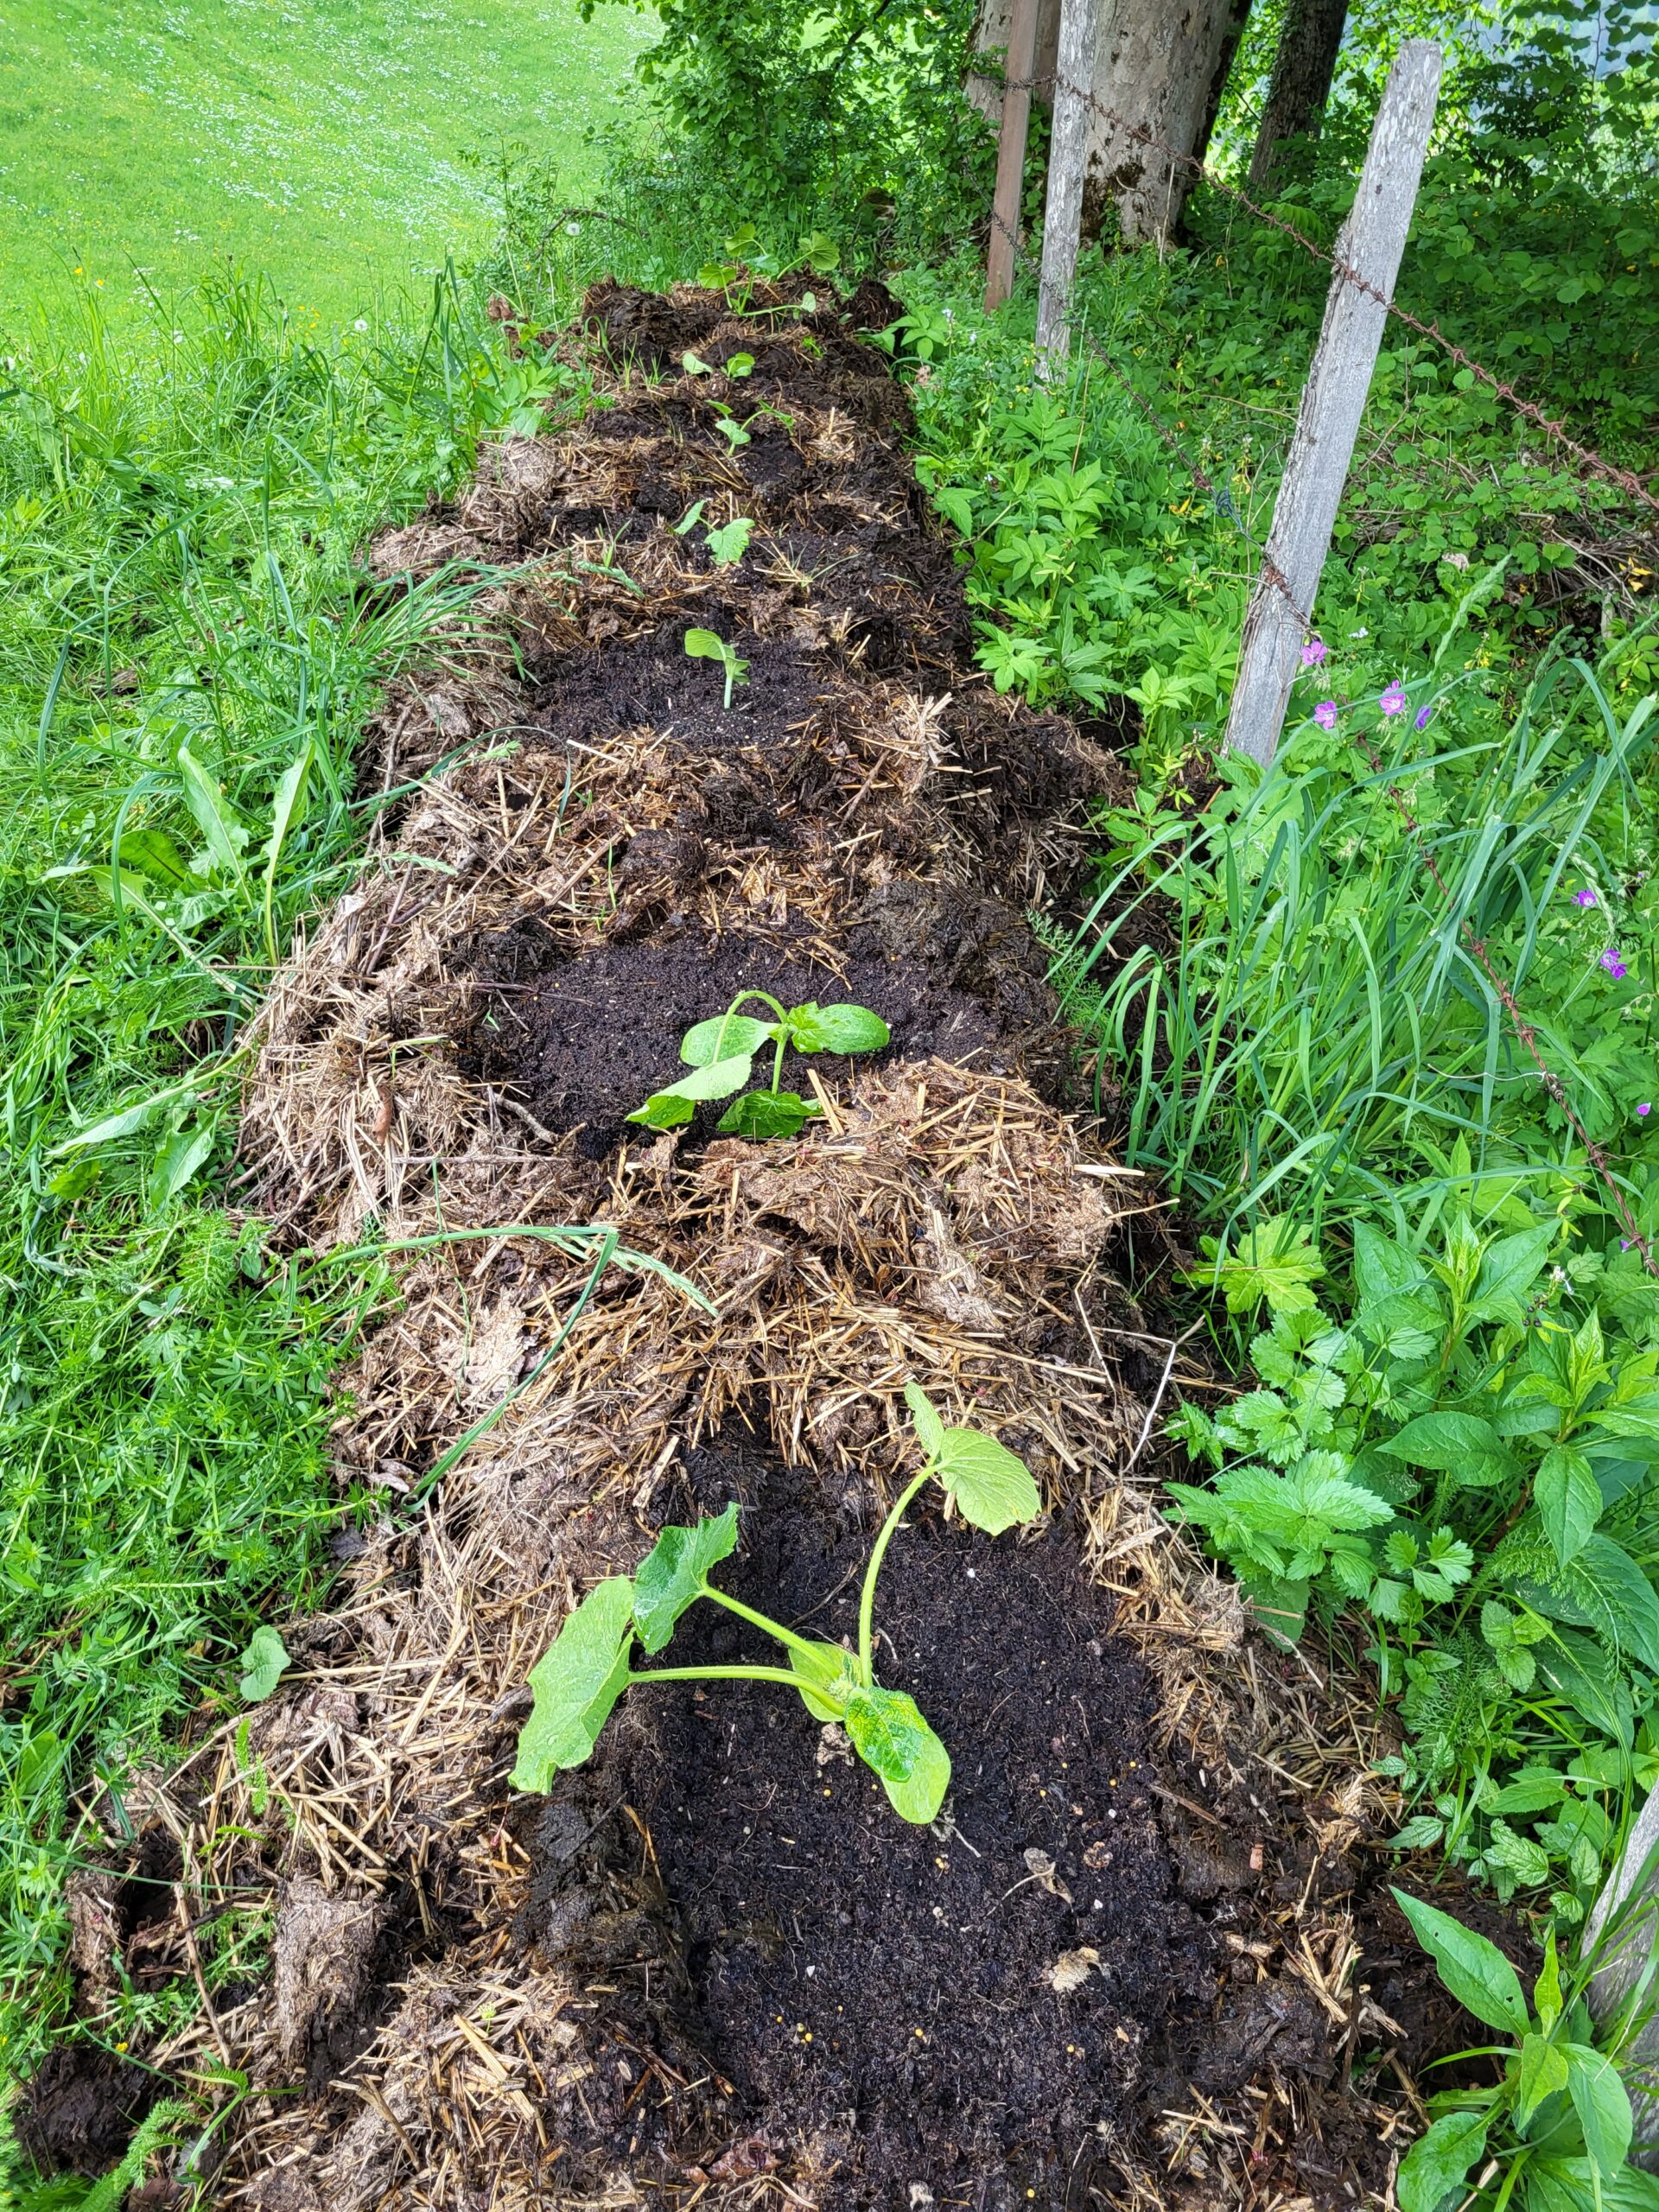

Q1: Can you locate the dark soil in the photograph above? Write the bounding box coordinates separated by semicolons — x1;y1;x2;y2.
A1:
520;1435;1212;2209
467;905;1048;1148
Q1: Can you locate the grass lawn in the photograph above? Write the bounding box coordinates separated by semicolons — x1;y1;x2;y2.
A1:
0;0;652;328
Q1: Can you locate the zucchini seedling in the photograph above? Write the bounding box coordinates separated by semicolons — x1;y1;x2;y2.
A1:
510;1382;1041;1822
627;987;889;1139
683;626;748;708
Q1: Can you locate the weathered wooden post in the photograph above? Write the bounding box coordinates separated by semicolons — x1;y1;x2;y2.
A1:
985;0;1044;311
1033;0;1101;369
1586;1789;1659;2158
1223;39;1441;768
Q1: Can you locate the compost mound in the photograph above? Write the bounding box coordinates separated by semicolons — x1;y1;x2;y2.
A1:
37;278;1433;2212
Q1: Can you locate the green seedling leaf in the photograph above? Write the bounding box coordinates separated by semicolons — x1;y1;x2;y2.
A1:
238;1624;290;1703
935;1427;1041;1535
790;1640;854;1722
785;1001;891;1055
680;1013;776;1066
1396;2108;1490;2212
683;626;750;706
904;1380;946;1460
800;231;841;274
1391;1888;1529;2032
843;1685;950;1822
673;497;709;535
724;352;756;378
705;517;754;567
682;350;714;376
511;1578;636;1788
717;1089;820;1140
628;1053;755;1128
715;415;752;451
1185;1215;1324;1315
1564;2042;1634;2177
633;1503;740;1656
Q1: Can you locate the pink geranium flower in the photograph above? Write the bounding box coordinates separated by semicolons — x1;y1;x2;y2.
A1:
1601;949;1628;979
1379;682;1408;715
1300;637;1327;666
1313;700;1338;730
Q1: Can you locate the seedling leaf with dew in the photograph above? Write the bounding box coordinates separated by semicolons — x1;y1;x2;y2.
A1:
238;1624;290;1703
512;1383;1039;1823
683;626;749;708
628;988;889;1138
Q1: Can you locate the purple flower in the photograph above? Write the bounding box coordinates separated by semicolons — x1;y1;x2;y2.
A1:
1379;682;1408;716
1313;699;1339;730
1601;948;1628;979
1575;888;1599;908
1640;1103;1653;1117
1414;705;1433;731
1300;636;1327;667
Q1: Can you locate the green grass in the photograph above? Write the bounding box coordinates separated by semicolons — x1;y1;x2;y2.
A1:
0;0;653;327
0;271;603;2088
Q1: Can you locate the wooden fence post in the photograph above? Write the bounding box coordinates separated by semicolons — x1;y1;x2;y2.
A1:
1034;0;1100;369
1223;39;1441;768
985;0;1043;311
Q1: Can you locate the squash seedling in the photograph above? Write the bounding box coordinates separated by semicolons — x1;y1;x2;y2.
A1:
683;627;749;709
510;1382;1041;1822
626;987;889;1138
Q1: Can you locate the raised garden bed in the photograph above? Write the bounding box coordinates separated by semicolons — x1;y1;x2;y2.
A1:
28;276;1471;2211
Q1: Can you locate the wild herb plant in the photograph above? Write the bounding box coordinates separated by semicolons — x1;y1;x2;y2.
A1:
1390;1891;1654;2212
628;988;888;1137
1168;1182;1659;1914
683;626;750;707
511;1382;1040;1821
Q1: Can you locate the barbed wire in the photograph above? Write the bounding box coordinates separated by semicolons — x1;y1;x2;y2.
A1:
976;163;1659;1274
994;67;1659;518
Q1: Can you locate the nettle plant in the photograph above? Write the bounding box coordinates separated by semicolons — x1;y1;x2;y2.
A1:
627;988;889;1139
1168;1191;1659;1911
510;1383;1040;1821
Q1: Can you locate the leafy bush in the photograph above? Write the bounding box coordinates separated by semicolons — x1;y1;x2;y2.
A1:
1170;1183;1659;1912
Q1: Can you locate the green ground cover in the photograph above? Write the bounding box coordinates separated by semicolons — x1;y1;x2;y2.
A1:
0;0;651;327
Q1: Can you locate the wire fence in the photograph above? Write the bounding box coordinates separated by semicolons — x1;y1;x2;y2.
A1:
976;66;1659;1274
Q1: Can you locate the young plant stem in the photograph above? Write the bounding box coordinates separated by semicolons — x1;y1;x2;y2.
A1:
700;1584;827;1663
626;1662;808;1690
856;1464;934;1686
714;988;787;1063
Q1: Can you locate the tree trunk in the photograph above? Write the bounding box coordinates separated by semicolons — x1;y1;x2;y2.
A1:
1246;0;1350;189
967;0;1063;122
1192;0;1255;169
1079;0;1249;245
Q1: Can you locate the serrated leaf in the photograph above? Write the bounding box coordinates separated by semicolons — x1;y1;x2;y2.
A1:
1510;1532;1659;1675
1396;2108;1489;2212
238;1624;290;1703
1392;1888;1529;2032
510;1579;635;1789
789;1640;853;1722
785;1001;891;1055
1241;1570;1309;1647
633;1504;739;1656
705;517;754;567
904;1380;945;1460
716;1089;819;1140
1536;1445;1601;1567
1185;1215;1325;1315
627;1052;755;1127
1564;2044;1633;2177
680;1014;775;1067
1390;1815;1446;1851
934;1427;1040;1534
1353;1221;1426;1306
842;1685;950;1822
1379;1411;1517;1489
